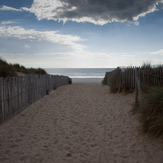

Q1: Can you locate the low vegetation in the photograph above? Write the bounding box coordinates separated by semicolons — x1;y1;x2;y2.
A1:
102;68;135;93
103;63;163;93
0;58;47;77
133;87;163;138
0;58;16;77
141;63;163;87
103;63;163;138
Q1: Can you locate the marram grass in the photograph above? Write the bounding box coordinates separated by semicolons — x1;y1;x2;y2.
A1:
134;87;163;138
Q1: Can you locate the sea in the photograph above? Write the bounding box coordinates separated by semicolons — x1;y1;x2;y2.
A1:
45;68;115;83
45;68;114;78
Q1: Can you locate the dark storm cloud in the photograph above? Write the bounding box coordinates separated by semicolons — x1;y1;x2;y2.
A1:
6;0;163;25
56;0;162;22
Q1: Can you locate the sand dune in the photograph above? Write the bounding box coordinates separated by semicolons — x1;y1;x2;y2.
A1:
0;84;162;163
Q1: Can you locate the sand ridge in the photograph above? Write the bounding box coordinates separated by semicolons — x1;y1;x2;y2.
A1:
0;84;162;163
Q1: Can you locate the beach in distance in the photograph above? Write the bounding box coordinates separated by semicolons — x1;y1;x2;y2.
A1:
45;68;114;84
45;68;114;79
72;78;103;84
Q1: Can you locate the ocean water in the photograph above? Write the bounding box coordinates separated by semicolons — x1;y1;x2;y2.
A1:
45;68;115;78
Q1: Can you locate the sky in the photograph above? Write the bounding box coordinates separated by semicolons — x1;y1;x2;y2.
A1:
0;0;163;68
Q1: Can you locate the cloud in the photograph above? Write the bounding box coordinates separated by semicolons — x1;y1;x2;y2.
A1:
1;1;162;25
24;44;31;49
21;0;163;25
157;2;163;9
150;49;163;55
0;5;21;11
0;25;84;52
0;50;112;68
1;21;16;25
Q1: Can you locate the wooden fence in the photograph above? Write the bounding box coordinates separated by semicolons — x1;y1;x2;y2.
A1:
105;67;163;102
0;74;70;123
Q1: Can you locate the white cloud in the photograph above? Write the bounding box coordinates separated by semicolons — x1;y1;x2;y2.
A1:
0;5;21;11
150;49;163;55
21;0;163;25
0;25;85;52
1;21;16;25
1;50;162;68
0;51;109;68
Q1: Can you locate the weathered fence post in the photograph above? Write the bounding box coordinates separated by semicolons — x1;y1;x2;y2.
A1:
135;68;142;103
117;67;121;92
0;78;3;123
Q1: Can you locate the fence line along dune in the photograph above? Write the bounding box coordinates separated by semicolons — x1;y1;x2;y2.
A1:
0;84;162;163
0;75;70;123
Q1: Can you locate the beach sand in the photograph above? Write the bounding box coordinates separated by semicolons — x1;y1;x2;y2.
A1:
0;84;162;163
72;78;103;84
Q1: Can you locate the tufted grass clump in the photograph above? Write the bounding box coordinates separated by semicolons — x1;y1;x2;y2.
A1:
0;58;16;77
0;58;47;77
134;87;163;138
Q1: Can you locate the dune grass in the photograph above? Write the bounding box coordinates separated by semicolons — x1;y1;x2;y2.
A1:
141;63;163;86
12;63;47;75
0;58;16;77
0;58;47;77
104;63;163;138
134;87;163;138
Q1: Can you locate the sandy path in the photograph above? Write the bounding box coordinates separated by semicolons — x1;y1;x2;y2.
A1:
0;84;162;163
